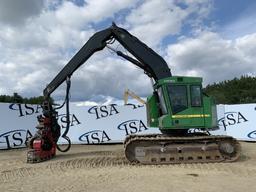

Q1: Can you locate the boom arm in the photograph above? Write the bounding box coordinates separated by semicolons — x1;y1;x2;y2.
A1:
44;23;171;98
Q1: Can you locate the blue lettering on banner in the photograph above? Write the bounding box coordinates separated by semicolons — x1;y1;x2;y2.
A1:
247;130;256;139
79;130;111;144
58;113;81;128
118;119;148;136
218;112;248;131
0;129;33;149
88;104;119;120
9;103;42;117
125;103;144;110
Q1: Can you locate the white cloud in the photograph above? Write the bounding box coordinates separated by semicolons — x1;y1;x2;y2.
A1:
166;31;256;85
67;51;152;101
0;0;141;99
75;95;146;106
125;0;212;47
55;0;139;29
235;33;256;57
0;0;44;25
1;0;254;103
0;0;153;100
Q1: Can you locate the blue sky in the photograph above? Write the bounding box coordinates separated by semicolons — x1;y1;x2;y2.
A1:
0;0;255;103
161;0;256;46
212;0;251;25
211;0;256;38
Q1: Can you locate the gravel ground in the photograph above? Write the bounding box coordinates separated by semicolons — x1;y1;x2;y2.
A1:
0;142;255;192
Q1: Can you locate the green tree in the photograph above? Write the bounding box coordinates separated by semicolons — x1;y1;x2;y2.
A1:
204;75;256;104
13;92;23;103
0;93;52;104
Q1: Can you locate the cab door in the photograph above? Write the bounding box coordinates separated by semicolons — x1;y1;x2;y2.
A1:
167;84;205;128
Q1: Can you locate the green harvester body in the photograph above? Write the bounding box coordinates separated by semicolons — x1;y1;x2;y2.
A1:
147;76;217;131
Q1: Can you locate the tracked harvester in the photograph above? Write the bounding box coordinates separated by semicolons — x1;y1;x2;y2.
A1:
27;23;241;164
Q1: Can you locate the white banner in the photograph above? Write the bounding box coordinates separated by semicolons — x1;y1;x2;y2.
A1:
0;102;255;149
0;103;160;149
0;103;38;149
219;104;256;141
57;103;160;145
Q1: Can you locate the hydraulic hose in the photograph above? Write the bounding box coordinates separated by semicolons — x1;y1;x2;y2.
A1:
57;77;71;152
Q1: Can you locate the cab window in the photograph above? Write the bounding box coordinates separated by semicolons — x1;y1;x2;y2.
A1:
157;88;167;114
167;85;188;114
190;85;202;107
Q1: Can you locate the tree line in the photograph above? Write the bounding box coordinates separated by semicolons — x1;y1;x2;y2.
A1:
203;75;256;104
0;75;255;104
0;93;45;104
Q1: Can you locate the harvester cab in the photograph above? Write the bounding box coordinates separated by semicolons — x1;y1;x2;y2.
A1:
147;76;217;131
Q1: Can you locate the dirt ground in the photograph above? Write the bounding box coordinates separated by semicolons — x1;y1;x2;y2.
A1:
0;142;256;192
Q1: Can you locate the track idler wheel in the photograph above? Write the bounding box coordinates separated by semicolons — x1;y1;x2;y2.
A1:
219;140;241;162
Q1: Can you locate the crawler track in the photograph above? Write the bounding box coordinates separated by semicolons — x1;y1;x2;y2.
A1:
124;134;241;164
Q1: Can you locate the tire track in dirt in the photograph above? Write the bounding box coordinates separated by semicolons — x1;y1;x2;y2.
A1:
1;155;255;183
1;143;256;183
0;151;129;183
